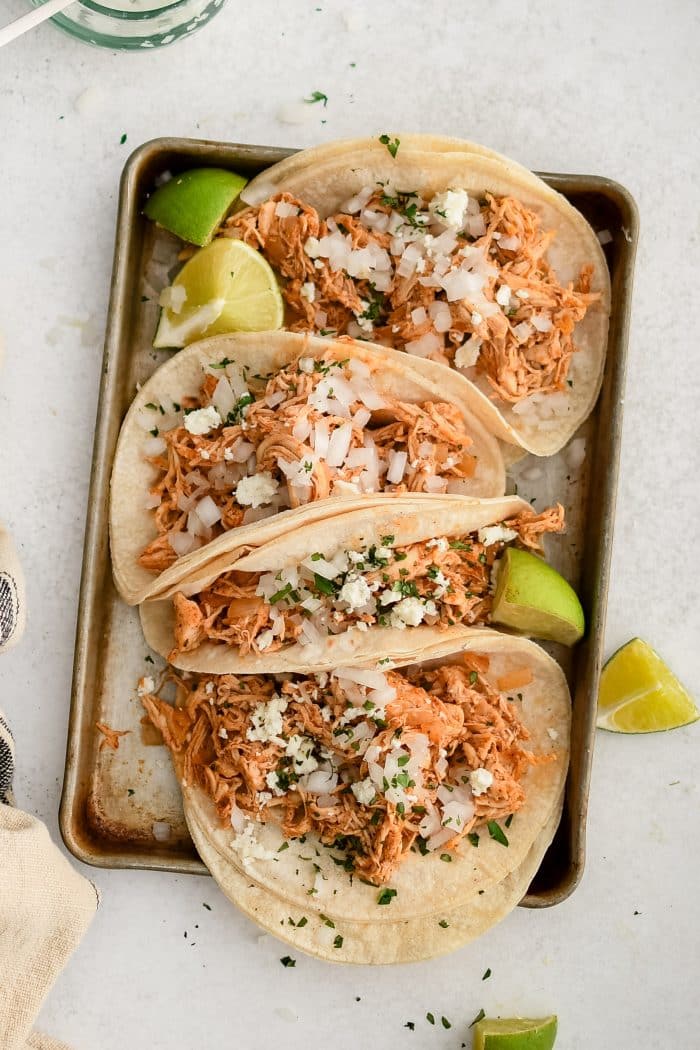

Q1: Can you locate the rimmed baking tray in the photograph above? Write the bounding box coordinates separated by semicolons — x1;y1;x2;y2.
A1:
59;137;638;905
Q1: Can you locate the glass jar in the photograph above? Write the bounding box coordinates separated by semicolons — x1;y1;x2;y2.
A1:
30;0;225;50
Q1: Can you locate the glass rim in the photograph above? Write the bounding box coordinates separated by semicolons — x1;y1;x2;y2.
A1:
53;0;192;20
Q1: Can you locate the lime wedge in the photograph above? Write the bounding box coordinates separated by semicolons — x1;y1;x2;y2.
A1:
473;1015;557;1050
153;238;284;349
144;168;247;246
596;638;698;733
490;547;584;646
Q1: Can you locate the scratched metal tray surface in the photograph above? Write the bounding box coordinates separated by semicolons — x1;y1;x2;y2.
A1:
59;137;638;906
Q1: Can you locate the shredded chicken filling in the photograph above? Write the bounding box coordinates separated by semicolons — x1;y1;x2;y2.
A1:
141;656;550;884
138;352;477;575
226;189;599;404
169;505;564;659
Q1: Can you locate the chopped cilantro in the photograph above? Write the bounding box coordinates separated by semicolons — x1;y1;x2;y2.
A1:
449;539;472;550
269;582;294;604
202;902;211;910
320;914;335;928
226;393;254;425
441;1017;452;1030
469;1009;486;1028
482;967;492;980
378;133;400;158
468;832;479;847
377;887;397;906
487;820;509;847
397;754;410;767
209;357;234;369
504;813;514;828
333;934;343;948
120;133;127;144
304;90;328;106
469;670;478;685
404;1021;415;1030
426;1013;435;1025
439;853;452;863
313;573;337;596
280;956;296;967
277;841;290;852
381;534;395;545
127;788;135;797
438;919;449;928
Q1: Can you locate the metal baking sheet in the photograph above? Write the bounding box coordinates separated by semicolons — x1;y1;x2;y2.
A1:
59;137;638;905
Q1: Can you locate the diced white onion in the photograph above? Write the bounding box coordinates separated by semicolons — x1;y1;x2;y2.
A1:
386;450;408;484
195;495;222;528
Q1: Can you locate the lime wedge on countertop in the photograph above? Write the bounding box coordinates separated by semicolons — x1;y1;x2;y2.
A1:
596;637;698;733
490;547;584;646
472;1015;557;1050
153;238;284;349
144;168;247;246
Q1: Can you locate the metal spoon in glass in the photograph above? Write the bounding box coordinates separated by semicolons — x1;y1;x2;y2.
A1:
0;0;75;49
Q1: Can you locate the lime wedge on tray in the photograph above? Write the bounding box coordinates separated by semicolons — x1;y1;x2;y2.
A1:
490;547;584;646
473;1015;558;1050
596;637;698;733
154;238;284;349
144;168;247;246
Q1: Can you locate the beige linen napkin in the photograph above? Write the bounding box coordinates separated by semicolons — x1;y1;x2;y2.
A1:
0;805;98;1050
0;525;97;1049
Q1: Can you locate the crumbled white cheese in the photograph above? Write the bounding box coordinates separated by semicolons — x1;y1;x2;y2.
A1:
547;727;559;741
183;405;222;436
235;471;279;508
218;727;228;739
374;546;392;561
471;311;483;326
223;448;235;462
200;449;211;461
338;574;372;612
426;537;449;552
469;767;494;796
265;770;287;796
431;570;450;597
246;695;288;745
347;550;365;564
429;189;469;229
351;778;376;805
478;524;518;546
285;734;318;774
256;791;272;807
137;676;155;696
298;356;315;373
390;596;429;628
231;819;276;869
205;682;215;695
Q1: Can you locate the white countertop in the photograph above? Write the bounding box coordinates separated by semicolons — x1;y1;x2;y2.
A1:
1;2;698;1047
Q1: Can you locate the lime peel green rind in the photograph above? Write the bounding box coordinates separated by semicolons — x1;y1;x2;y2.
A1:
596;637;698;733
491;547;584;646
473;1015;557;1050
144;168;248;246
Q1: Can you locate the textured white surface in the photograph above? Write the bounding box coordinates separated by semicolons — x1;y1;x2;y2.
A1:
0;1;698;1047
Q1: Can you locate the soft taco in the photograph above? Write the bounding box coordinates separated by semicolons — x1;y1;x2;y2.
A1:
139;629;570;934
139;493;565;674
110;331;505;605
209;134;610;455
185;787;564;964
